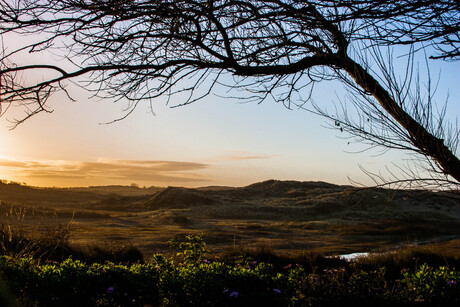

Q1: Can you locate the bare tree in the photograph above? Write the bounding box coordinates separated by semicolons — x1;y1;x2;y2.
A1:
308;0;460;188
0;0;459;188
310;45;460;189
333;0;460;60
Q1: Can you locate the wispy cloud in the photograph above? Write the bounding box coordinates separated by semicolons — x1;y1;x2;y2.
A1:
215;151;279;161
0;158;210;184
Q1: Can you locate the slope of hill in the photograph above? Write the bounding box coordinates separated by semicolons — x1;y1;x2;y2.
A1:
1;179;459;256
0;181;104;203
143;187;215;210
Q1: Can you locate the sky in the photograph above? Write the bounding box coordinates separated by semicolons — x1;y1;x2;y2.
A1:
1;39;459;188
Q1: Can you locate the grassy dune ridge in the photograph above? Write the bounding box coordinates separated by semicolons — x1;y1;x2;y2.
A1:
0;179;459;258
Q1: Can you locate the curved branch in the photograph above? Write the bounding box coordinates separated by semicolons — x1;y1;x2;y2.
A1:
338;56;460;182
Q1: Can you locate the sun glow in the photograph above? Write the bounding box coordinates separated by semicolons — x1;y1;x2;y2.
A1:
0;157;214;188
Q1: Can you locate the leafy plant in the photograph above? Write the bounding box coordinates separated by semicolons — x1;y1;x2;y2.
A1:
168;233;210;263
399;263;459;303
0;235;459;306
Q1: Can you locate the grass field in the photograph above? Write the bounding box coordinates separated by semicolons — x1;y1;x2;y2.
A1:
1;179;459;260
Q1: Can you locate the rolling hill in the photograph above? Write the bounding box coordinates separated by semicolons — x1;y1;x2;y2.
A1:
0;179;459;255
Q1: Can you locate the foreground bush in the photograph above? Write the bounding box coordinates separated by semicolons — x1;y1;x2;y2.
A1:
0;235;458;306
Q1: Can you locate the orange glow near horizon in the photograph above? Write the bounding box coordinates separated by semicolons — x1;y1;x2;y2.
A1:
1;30;460;191
0;153;376;189
0;157;215;188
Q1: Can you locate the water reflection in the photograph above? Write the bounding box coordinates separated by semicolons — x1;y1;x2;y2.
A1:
337;252;369;261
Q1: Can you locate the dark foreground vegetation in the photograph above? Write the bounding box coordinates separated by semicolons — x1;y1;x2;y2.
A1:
0;234;459;307
0;180;459;305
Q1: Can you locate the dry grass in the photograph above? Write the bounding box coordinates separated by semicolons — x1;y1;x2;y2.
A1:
0;180;459;260
0;200;143;263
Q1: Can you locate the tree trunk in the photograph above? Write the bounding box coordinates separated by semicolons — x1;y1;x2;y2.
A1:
339;56;460;183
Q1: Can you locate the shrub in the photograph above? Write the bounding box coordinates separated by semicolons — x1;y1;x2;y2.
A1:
0;235;459;306
398;263;459;303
